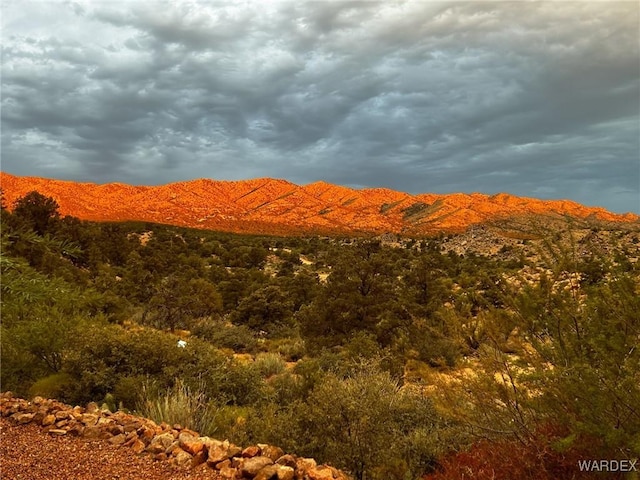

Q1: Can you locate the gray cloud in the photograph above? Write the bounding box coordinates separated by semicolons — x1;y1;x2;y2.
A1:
1;0;638;213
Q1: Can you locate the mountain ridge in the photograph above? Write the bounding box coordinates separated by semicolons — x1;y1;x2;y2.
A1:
1;172;637;236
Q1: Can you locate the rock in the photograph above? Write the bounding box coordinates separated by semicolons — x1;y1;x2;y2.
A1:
86;402;99;413
106;423;124;436
123;421;142;433
219;466;240;479
67;423;84;436
261;445;285;462
216;459;232;470
146;442;166;455
13;413;35;424
207;444;231;466
137;425;156;442
108;433;127;445
178;431;197;444
172;448;193;468
48;429;67;435
42;414;56;426
83;425;111;440
275;465;295;480
295;457;316;471
54;411;69;420
181;428;200;438
191;450;207;468
307;466;334;480
295;458;317;480
122;434;138;448
81;413;99;426
254;464;279;480
182;439;205;456
241;456;274;477
151;432;176;450
275;454;297;468
32;411;46;425
228;444;243;458
131;439;146;455
242;445;261;458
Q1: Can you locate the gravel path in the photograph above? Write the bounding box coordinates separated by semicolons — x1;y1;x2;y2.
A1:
0;418;223;480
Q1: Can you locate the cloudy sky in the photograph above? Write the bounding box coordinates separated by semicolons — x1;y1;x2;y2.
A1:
2;1;639;213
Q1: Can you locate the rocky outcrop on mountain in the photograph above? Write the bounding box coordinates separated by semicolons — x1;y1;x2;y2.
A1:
0;392;349;480
1;172;637;236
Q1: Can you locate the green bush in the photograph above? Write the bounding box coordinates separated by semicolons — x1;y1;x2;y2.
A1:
254;352;286;378
28;372;74;400
138;379;221;435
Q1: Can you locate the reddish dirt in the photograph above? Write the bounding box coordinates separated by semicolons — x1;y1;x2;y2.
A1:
0;418;222;480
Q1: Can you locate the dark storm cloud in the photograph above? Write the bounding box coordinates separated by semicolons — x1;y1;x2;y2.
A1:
1;0;638;213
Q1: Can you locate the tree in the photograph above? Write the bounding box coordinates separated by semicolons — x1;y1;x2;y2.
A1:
231;285;294;334
146;275;222;331
12;191;60;236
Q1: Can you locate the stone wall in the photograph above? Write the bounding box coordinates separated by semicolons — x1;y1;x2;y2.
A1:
0;392;349;480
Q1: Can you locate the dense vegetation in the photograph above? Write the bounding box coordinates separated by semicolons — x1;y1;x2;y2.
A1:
1;191;639;479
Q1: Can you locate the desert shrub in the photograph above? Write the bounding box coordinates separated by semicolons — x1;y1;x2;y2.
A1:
209;360;266;407
191;319;259;353
28;372;74;400
241;360;454;480
425;425;598;480
138;379;221;435
112;375;147;410
272;337;306;362
253;352;286;378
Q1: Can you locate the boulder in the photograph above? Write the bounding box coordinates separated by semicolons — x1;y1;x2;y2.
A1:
242;445;261;458
207;444;231;466
130;439;146;455
260;445;285;462
146;432;175;454
307;466;334;480
172;448;193;468
108;433;127;445
181;438;205;456
191;450;208;468
254;464;280;480
241;456;274;477
276;465;295;480
41;414;56;426
275;454;297;468
219;465;240;479
67;423;84;436
13;413;35;424
295;458;318;480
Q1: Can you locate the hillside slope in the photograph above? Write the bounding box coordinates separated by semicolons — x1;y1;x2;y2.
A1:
1;172;637;235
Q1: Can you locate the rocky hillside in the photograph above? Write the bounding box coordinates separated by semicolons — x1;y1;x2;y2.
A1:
1;172;637;236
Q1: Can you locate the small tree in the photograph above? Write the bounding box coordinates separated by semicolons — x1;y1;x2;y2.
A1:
12;191;60;235
146;276;222;331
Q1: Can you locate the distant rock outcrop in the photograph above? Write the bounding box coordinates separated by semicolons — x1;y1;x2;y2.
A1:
1;172;637;236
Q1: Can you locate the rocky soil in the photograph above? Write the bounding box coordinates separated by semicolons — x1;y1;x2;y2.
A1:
0;393;348;480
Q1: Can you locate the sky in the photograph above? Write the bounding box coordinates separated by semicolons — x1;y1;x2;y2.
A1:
1;1;639;214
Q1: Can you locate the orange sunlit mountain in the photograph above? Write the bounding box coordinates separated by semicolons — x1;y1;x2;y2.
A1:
1;172;637;236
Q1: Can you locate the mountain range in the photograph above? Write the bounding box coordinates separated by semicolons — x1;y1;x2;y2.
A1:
1;172;637;236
